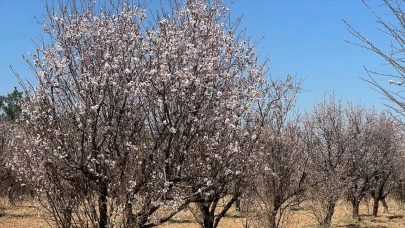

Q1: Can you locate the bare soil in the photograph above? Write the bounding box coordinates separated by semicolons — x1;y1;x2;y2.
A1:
1;199;405;227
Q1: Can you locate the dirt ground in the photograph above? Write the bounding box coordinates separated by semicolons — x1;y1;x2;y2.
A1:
0;199;404;228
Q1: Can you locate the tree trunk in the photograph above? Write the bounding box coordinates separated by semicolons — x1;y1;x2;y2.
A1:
372;197;379;217
321;200;336;227
195;194;239;228
99;181;108;228
399;180;404;202
203;215;215;228
351;199;361;221
200;203;214;228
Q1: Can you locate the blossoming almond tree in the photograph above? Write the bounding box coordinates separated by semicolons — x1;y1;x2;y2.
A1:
10;0;266;227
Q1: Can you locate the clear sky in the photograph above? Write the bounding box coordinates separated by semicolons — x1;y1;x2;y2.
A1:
0;0;398;112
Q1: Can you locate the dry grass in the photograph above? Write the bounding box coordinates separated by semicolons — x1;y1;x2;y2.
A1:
0;198;405;227
0;200;48;228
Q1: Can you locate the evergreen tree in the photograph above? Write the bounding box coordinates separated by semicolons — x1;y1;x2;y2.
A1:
0;87;22;121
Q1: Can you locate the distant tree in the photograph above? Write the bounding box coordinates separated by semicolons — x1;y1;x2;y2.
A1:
343;104;377;221
304;92;402;224
368;113;403;217
303;93;350;227
0;87;26;206
345;0;405;217
0;87;22;121
0;88;30;210
0;122;16;205
245;76;306;228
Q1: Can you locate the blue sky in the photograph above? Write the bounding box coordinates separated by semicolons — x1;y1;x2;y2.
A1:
0;0;398;112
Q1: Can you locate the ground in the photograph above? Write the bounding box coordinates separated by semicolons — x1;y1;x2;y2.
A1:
0;198;404;227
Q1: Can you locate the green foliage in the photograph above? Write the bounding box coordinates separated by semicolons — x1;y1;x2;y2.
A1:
0;87;22;122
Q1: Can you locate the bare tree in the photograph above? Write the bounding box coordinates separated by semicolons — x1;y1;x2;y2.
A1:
245;76;306;228
343;104;378;221
344;0;405;121
303;93;402;224
368;113;403;216
10;0;266;228
303;93;350;227
344;0;405;218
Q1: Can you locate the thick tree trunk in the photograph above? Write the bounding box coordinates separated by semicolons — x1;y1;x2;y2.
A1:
321;200;336;227
99;181;108;228
195;195;239;228
351;199;361;221
203;215;215;228
200;203;214;228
